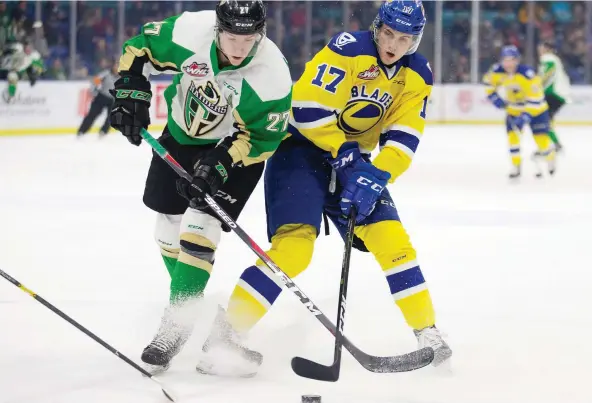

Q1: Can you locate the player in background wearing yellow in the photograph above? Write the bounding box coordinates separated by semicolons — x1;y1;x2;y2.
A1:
196;0;452;377
483;45;556;179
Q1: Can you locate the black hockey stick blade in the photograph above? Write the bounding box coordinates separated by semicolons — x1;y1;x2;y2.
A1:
346;341;434;373
162;389;176;403
150;378;177;402
291;356;340;382
291;208;356;382
292;346;434;377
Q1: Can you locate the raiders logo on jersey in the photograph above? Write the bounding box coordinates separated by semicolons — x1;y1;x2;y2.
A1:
184;81;229;137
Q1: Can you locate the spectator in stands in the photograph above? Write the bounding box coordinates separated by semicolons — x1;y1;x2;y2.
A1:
14;0;592;85
46;57;66;80
77;15;95;63
0;2;10;47
94;38;108;72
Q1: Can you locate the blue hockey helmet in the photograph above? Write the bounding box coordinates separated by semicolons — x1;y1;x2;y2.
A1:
500;45;521;59
373;0;426;55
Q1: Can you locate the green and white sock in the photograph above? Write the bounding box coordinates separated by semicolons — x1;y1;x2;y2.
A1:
169;258;211;303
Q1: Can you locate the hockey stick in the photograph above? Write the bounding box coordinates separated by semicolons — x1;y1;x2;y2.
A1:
0;269;177;402
291;207;356;381
139;128;434;373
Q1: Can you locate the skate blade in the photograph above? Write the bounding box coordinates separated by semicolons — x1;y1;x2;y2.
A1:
141;362;171;377
195;363;257;378
425;346;452;375
195;343;261;378
195;349;259;378
431;358;453;377
423;348;452;377
432;346;453;367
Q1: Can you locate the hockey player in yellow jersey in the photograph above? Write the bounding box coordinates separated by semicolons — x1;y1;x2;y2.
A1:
194;0;451;377
483;45;556;179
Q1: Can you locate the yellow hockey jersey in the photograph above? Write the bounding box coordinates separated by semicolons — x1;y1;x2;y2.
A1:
482;63;548;117
289;31;433;183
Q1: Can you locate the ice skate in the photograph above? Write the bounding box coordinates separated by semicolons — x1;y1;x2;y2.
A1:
532;151;556;176
547;157;556;176
141;306;192;374
508;165;521;179
414;325;452;367
196;307;263;378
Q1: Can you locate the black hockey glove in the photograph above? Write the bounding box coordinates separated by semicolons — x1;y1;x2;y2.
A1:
177;136;235;210
109;74;152;146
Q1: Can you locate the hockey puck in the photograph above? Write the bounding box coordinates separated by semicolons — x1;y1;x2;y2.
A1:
302;395;321;403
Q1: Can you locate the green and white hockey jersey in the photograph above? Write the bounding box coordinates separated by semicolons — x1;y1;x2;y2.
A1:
119;10;292;166
0;42;44;76
538;53;570;103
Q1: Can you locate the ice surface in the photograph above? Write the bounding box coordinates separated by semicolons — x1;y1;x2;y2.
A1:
1;126;591;403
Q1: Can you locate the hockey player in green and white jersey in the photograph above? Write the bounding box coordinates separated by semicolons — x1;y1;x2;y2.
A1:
538;42;570;152
109;0;292;375
0;40;44;101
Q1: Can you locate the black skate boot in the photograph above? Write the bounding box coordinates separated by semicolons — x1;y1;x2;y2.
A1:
141;307;192;374
508;165;521;179
196;307;263;377
414;325;452;367
532;150;556;177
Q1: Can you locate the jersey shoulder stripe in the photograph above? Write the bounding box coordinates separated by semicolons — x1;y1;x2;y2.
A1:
400;52;433;86
326;31;378;59
516;64;536;79
491;63;504;74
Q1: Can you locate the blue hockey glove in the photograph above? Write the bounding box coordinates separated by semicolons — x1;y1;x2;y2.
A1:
339;164;391;224
509;113;531;130
515;113;531;126
327;142;365;185
487;92;506;109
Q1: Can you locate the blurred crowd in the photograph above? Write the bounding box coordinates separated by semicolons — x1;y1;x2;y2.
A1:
443;0;591;83
1;0;590;83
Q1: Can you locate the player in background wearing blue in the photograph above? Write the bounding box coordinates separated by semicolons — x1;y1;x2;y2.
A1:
483;45;556;179
195;0;452;377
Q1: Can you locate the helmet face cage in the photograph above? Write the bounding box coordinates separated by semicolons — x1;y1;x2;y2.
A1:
372;0;426;56
215;0;267;58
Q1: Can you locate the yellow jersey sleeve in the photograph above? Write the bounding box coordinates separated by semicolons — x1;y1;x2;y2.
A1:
291;45;354;156
482;64;502;97
373;57;432;183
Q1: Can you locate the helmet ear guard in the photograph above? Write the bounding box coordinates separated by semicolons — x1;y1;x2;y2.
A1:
372;0;426;55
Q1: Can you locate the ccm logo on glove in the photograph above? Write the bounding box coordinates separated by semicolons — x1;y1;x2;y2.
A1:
331;152;355;169
356;176;385;192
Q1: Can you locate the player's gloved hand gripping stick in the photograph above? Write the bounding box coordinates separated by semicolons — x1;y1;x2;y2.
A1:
139;128;434;375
